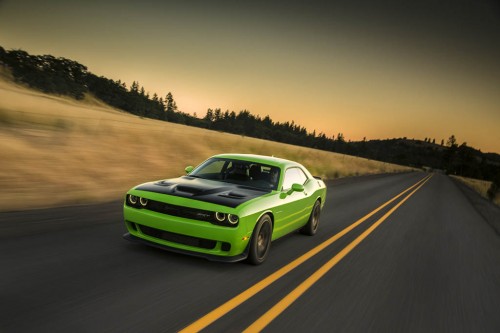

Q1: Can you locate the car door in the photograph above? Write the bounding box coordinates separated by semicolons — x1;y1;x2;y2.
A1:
272;167;313;239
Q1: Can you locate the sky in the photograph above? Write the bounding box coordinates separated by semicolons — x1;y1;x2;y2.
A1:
1;0;499;152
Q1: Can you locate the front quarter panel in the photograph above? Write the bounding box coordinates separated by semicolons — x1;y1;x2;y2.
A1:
237;176;326;241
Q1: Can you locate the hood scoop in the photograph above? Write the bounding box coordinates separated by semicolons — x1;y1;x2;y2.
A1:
175;185;204;195
218;191;247;199
155;181;175;187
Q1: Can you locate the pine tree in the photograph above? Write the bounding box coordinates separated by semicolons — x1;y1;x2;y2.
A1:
205;109;214;122
130;81;139;93
165;92;175;113
447;135;457;148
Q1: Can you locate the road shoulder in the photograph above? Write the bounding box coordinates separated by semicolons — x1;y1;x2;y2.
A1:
450;176;500;236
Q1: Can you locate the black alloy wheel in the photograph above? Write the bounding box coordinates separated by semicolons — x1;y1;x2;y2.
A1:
247;214;272;265
301;200;321;236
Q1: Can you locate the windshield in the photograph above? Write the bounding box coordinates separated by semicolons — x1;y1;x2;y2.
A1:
189;158;281;191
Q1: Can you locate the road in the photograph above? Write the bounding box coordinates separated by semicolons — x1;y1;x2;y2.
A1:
1;172;500;332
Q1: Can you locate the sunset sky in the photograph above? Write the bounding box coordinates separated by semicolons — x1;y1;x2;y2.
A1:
1;0;499;152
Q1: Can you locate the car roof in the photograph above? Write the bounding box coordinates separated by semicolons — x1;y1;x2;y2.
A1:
212;153;303;169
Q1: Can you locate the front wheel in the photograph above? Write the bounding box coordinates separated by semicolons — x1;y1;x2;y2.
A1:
247;214;272;265
301;200;321;236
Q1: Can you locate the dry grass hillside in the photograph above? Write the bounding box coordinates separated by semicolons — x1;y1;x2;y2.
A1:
450;175;499;206
0;78;413;211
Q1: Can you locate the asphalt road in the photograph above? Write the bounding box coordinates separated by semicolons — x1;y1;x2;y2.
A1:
1;172;500;332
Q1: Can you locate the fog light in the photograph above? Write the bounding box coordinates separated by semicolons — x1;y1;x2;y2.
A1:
221;242;231;251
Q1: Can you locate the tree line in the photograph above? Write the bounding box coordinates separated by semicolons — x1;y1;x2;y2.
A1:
0;47;204;126
0;46;498;197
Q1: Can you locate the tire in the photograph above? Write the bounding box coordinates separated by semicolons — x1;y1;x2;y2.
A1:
301;200;321;236
247;214;272;265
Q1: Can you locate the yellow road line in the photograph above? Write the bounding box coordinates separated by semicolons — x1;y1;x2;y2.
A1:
243;174;433;332
179;174;431;333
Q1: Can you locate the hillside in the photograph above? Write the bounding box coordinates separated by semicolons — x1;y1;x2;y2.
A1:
1;46;499;183
1;46;498;207
0;78;413;211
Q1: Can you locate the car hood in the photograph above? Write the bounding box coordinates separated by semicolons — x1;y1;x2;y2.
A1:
134;176;271;208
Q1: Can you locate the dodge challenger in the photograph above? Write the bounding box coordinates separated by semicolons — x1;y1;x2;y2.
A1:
123;154;326;264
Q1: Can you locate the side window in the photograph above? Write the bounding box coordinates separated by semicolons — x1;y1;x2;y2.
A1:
282;167;308;190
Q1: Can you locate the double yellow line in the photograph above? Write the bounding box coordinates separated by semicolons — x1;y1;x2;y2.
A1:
181;174;433;333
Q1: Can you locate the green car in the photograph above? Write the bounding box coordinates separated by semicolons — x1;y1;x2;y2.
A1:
123;154;326;264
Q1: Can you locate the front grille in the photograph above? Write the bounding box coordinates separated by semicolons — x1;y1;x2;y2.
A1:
125;196;238;227
139;224;216;250
142;200;214;222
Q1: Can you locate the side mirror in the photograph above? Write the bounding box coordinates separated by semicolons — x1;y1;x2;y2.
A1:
291;183;304;192
185;166;194;174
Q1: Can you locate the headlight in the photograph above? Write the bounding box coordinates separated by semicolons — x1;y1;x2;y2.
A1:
215;212;226;222
228;214;239;225
139;197;148;206
129;195;138;205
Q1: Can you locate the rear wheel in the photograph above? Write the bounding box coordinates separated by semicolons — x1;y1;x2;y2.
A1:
301;200;321;236
247;214;272;265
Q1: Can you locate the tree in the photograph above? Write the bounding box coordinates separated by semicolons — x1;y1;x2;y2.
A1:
165;92;175;112
204;109;214;122
337;133;345;143
487;172;500;201
130;81;139;93
447;135;457;148
164;92;182;122
214;108;222;122
0;46;6;63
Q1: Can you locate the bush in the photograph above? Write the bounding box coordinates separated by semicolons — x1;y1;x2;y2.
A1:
487;183;497;201
487;174;500;201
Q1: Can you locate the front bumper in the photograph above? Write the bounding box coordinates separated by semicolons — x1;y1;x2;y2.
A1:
123;233;249;262
123;204;252;260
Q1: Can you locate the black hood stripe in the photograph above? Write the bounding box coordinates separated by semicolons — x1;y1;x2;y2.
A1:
135;177;270;208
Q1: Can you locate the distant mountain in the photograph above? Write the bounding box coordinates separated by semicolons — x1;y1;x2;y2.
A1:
0;45;498;188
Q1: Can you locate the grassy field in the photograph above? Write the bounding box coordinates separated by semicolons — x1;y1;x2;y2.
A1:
450;175;499;206
0;78;413;211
